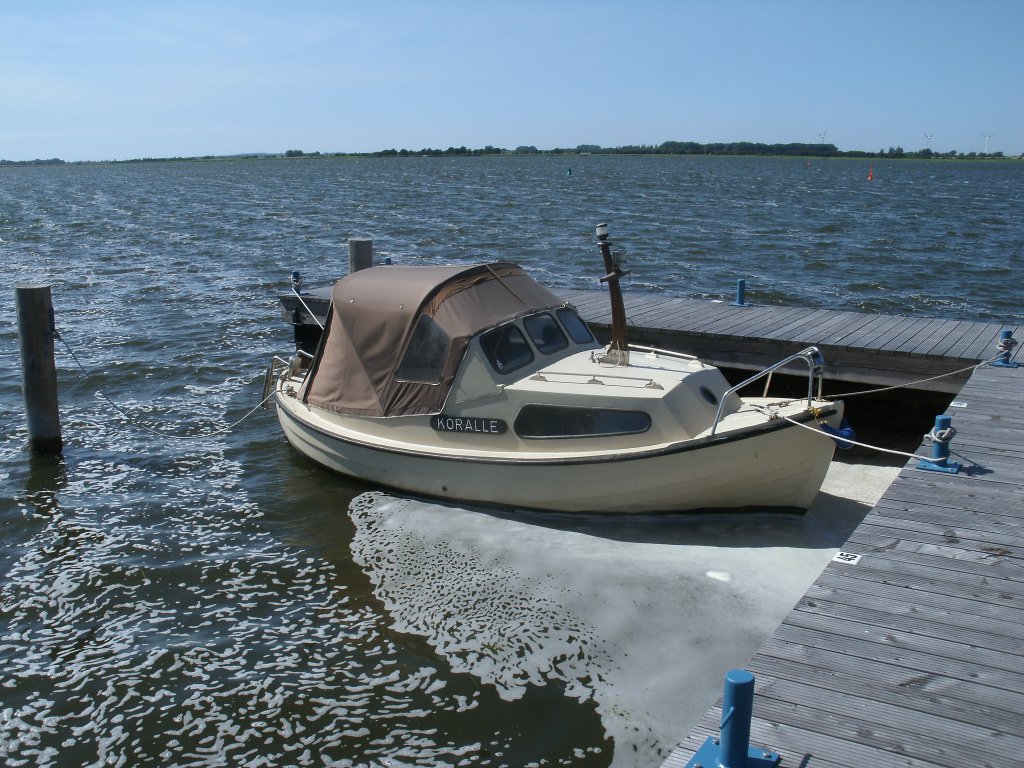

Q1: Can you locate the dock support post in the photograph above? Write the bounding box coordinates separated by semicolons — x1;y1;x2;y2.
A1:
349;238;373;273
685;669;779;768
732;279;747;307
917;414;961;474
991;329;1020;368
16;284;63;455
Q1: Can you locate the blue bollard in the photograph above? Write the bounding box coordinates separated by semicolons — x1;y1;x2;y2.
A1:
917;414;961;474
685;670;779;768
991;329;1020;368
733;279;747;307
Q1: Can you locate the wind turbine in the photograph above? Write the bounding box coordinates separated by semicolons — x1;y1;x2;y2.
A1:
924;132;933;149
817;130;828;144
982;134;992;153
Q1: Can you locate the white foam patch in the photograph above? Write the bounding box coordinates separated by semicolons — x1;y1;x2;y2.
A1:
349;460;900;766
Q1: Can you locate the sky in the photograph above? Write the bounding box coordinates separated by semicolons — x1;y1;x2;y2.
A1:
2;0;1021;162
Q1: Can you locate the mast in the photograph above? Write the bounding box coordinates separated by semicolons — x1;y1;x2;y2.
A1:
595;223;630;366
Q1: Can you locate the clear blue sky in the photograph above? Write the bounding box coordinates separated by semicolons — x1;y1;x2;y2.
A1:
3;0;1021;161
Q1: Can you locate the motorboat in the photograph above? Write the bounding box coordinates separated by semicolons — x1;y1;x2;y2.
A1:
267;225;845;513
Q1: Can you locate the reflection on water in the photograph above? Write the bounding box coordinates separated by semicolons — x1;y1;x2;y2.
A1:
349;463;899;766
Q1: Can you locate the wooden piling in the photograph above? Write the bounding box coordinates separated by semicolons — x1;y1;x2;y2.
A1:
348;238;373;273
16;284;63;455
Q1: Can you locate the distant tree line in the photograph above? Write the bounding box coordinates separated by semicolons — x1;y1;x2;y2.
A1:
2;143;1018;166
352;141;1015;160
0;158;66;166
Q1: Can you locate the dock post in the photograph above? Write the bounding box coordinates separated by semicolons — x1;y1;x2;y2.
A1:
732;279;747;307
991;329;1020;368
349;238;373;273
685;669;779;768
918;414;961;474
16;284;63;455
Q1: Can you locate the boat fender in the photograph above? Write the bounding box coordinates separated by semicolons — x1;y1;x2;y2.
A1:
820;418;856;450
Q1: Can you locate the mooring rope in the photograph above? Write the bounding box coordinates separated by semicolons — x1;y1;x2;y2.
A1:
778;412;938;463
55;328;275;440
822;354;1006;400
748;403;943;464
292;287;325;331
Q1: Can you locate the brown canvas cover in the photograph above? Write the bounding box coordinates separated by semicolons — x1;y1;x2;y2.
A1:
300;262;563;417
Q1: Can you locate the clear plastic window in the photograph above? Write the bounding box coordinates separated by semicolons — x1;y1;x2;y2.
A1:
395;315;450;383
557;309;595;344
523;313;568;354
480;324;534;374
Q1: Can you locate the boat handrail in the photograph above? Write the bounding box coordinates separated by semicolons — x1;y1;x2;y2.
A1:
627;344;702;363
710;346;825;435
261;355;293;408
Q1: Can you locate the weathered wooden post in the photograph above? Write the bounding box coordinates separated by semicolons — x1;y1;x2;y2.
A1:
349;238;373;273
16;284;63;454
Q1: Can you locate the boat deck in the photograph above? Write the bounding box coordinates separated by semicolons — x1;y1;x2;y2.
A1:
661;360;1024;768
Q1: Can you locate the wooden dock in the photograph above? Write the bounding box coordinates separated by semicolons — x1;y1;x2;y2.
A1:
561;290;1020;393
661;359;1024;768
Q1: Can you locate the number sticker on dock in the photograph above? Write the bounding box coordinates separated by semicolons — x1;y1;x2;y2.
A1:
832;551;862;565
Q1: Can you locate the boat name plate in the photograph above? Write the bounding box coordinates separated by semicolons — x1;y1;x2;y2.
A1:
431;415;508;435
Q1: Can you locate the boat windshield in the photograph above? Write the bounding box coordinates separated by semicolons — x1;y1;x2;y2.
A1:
523;313;568;354
557;308;594;344
480;325;534;374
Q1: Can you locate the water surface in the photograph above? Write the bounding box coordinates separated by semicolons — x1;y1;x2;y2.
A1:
1;155;1020;766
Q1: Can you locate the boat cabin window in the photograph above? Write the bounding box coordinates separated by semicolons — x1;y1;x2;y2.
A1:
395;314;450;383
557;309;595;344
481;324;534;374
514;405;651;439
523;313;568;354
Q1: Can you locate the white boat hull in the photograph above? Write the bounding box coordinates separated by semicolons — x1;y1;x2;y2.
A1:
275;391;843;514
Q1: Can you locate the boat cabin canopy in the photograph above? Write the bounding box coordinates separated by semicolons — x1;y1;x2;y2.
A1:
301;263;565;417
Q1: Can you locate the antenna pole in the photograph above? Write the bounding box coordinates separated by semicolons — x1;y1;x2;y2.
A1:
595;223;630;363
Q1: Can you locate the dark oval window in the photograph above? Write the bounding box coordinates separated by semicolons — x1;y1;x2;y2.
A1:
699;386;719;406
514;404;651;439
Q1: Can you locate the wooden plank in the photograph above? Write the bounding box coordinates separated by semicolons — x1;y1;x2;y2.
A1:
820;311;897;348
895;317;964;357
911;319;977;358
875;316;939;353
787;310;880;346
944;323;1002;361
761;307;849;341
702;305;807;337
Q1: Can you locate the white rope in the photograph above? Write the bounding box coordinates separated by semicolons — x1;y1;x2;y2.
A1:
824;355;1003;400
57;328;276;440
925;425;956;444
292;287;325;331
754;404;936;463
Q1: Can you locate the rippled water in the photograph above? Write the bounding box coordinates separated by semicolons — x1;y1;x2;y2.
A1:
1;156;1020;766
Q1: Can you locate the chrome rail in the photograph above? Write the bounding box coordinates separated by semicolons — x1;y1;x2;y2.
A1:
710;346;826;435
627;344;702;363
260;355;292;409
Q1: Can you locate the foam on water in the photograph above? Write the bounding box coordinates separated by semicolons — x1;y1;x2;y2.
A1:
349;463;899;766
